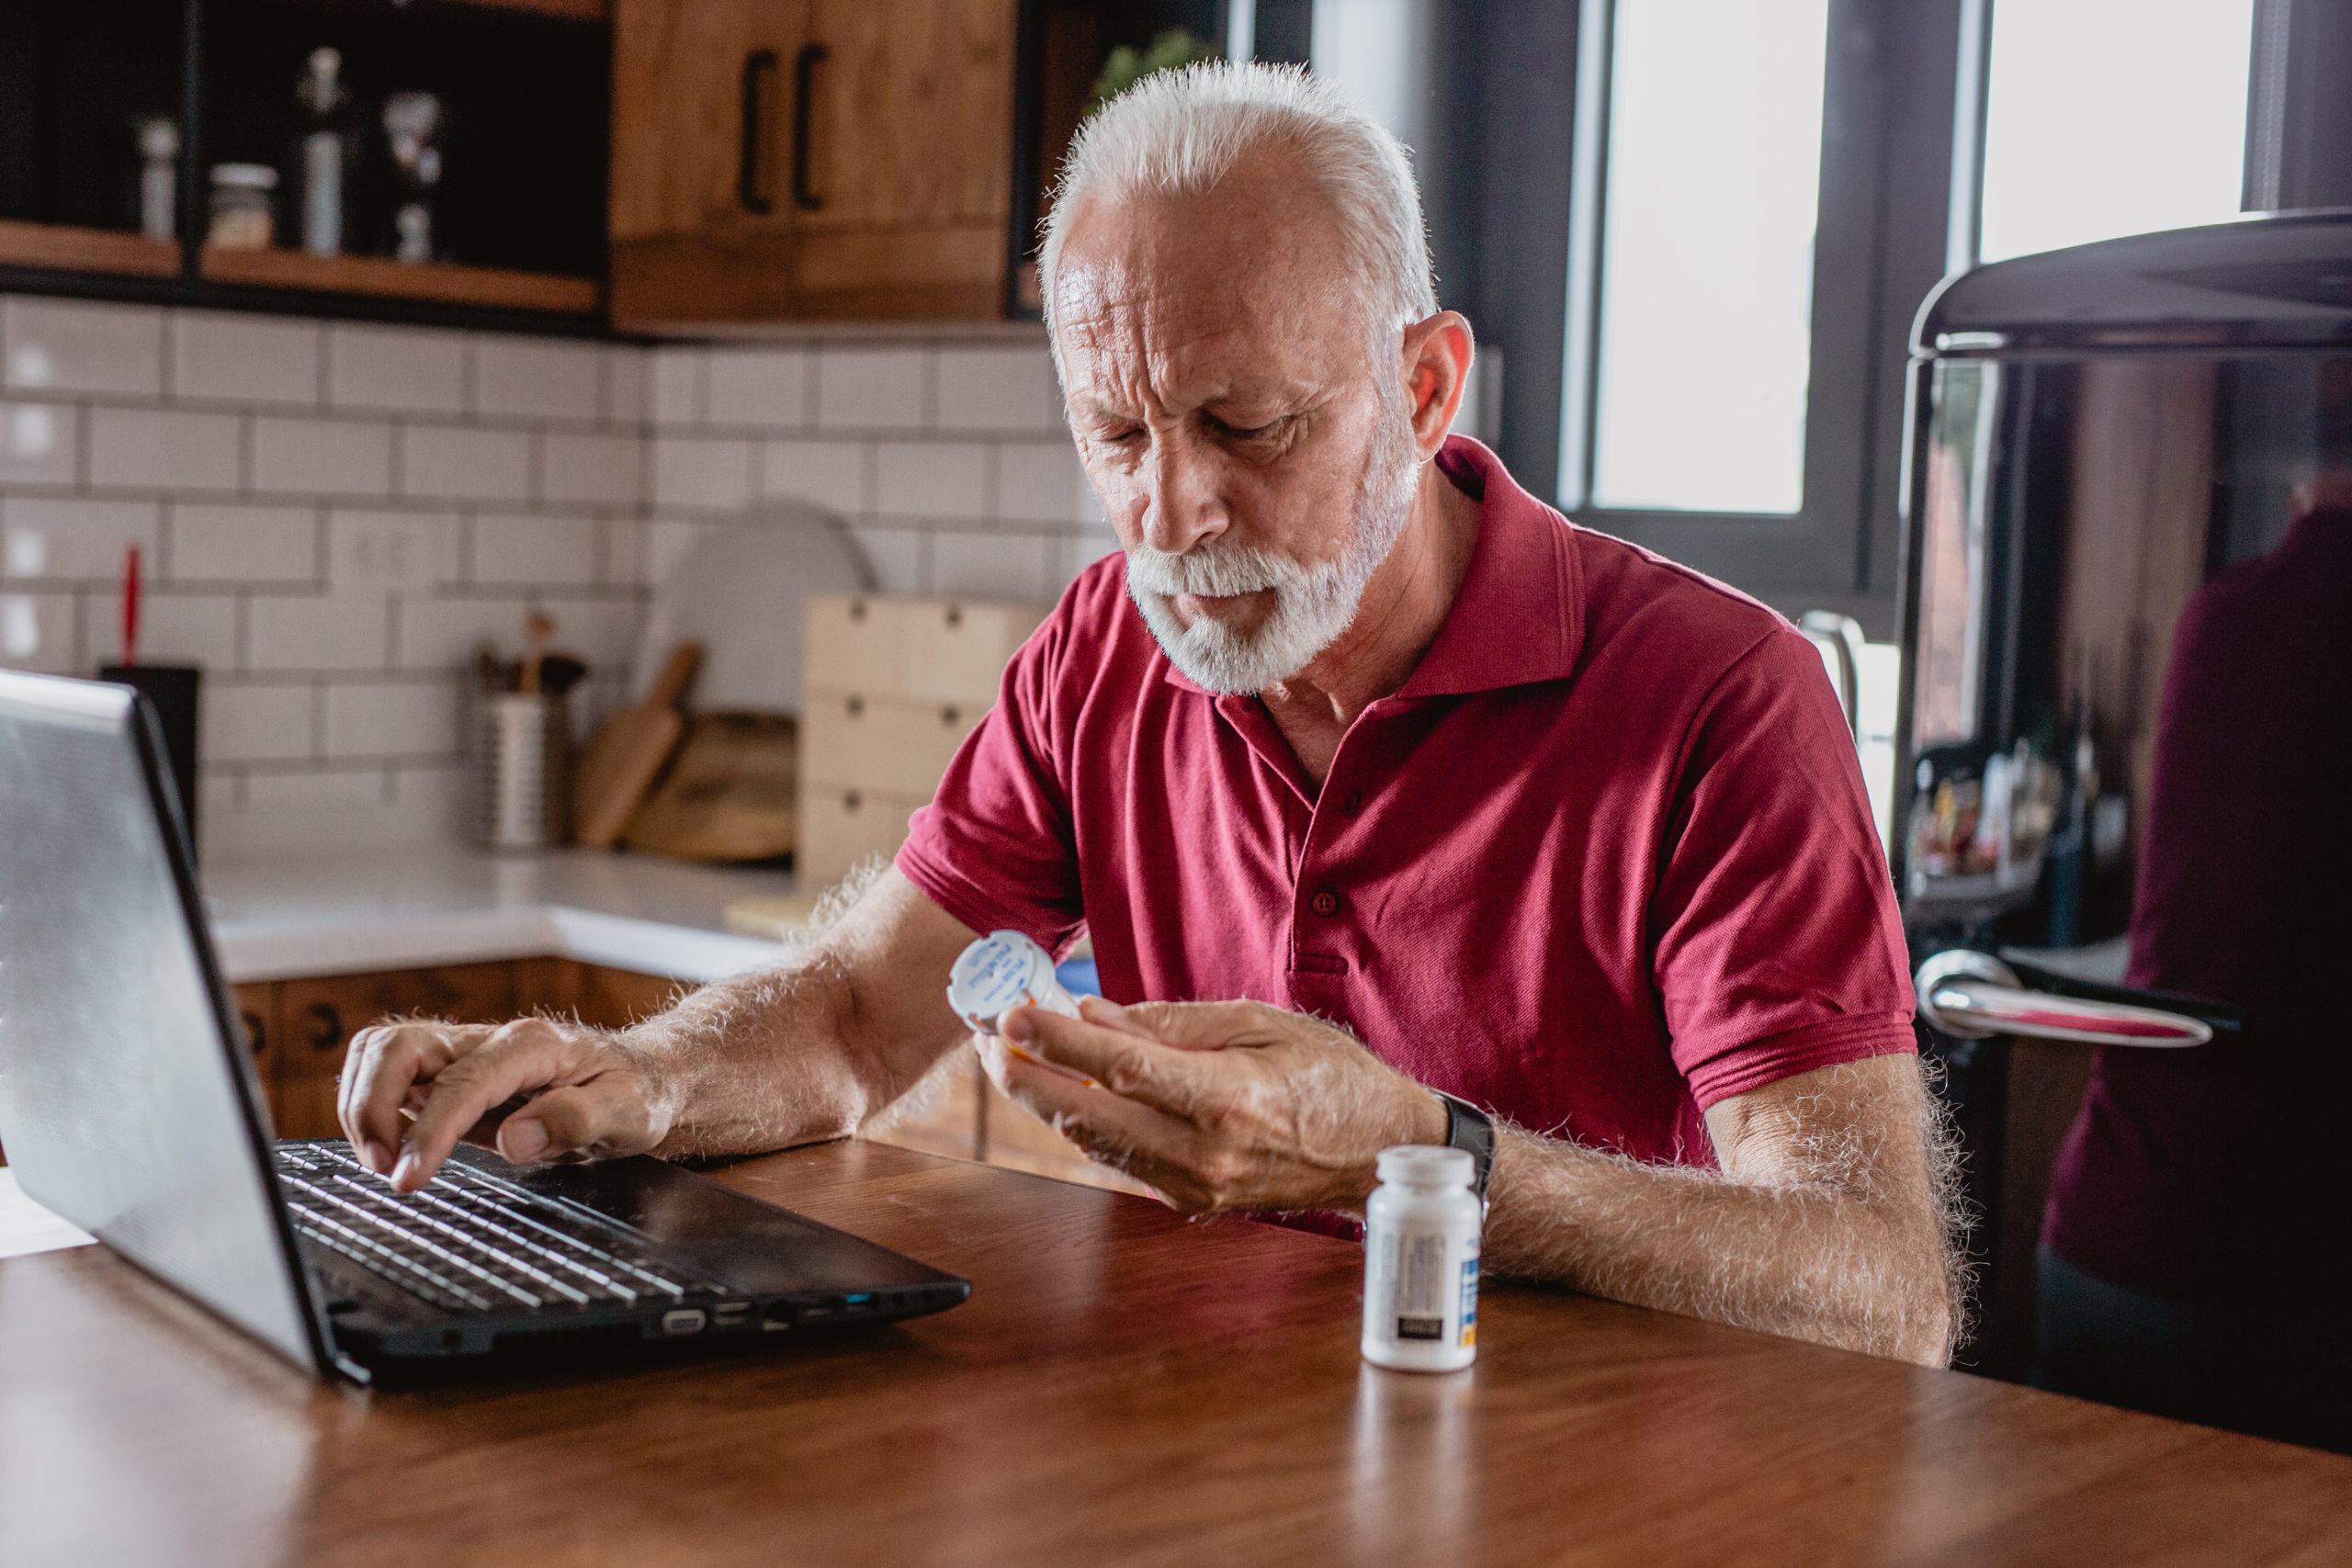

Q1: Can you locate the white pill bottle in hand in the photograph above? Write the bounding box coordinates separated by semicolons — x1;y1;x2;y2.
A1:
1362;1145;1481;1372
945;930;1082;1037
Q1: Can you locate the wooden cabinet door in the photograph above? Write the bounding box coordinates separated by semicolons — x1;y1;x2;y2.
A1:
790;0;1020;319
609;0;812;324
231;982;285;1137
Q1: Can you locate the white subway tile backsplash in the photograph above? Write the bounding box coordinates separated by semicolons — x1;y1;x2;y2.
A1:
539;431;644;506
0;402;75;485
88;406;243;491
326;679;461;758
605;345;648;424
875;441;987;520
173;502;320;583
249;594;389;671
328;509;459;592
761;439;867;514
930;530;1053;603
996;441;1098;525
650;347;705;427
401;424;532;502
599;516;645;587
251;414;394;499
0;590;78;673
641;518;715;589
473;339;604;423
96;589;239;669
206;682;317;761
329;325;466;414
3;299;163;397
171;312;321;407
0;292;1096;857
707;347;809;430
1;497;161;580
935;346;1062;433
398;594;534;672
817;347;926;431
650;435;754;511
473;512;598;585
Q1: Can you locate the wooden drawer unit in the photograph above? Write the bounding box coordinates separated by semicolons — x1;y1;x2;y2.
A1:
797;784;928;887
900;599;1046;705
799;691;984;795
803;595;914;694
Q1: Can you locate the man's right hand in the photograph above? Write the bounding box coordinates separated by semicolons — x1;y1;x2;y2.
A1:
337;1017;673;1191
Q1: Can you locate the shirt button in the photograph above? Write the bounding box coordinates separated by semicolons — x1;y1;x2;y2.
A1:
1310;889;1340;917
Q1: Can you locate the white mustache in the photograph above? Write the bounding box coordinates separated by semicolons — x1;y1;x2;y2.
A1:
1122;543;1323;598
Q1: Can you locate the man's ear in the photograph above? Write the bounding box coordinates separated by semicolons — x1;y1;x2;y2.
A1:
1400;310;1476;458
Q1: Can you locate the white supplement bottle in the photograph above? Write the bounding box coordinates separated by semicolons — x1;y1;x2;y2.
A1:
945;930;1082;1035
1362;1145;1481;1372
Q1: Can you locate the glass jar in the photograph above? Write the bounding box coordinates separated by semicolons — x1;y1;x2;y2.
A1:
207;164;278;250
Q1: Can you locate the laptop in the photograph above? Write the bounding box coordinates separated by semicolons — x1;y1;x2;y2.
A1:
0;670;968;1382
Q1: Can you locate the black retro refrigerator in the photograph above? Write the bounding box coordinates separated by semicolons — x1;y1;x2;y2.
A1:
1894;212;2352;1376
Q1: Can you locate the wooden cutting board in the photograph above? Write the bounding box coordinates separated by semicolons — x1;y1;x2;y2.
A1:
622;711;798;863
571;642;701;849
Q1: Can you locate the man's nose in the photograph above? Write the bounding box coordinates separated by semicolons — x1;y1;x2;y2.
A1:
1140;436;1229;556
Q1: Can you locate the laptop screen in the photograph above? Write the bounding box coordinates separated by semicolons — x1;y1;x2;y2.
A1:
0;672;322;1371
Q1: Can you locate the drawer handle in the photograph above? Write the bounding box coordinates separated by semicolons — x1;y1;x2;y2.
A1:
240;1010;269;1058
738;49;779;216
791;42;830;212
944;604;964;628
843;790;863;813
846;694;865;717
303;1001;345;1054
941;705;960;726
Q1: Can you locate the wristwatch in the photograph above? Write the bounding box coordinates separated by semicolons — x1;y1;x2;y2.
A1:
1431;1089;1496;1200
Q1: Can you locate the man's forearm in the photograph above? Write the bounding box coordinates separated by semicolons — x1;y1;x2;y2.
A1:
1482;1127;1954;1365
619;952;936;1160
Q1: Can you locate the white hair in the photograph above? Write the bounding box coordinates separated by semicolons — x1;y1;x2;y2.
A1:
1038;61;1438;341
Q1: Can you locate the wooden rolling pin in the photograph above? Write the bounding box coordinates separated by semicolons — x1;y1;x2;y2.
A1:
571;642;702;850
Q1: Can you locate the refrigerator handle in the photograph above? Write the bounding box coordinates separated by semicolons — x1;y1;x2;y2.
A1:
1914;951;2211;1048
1798;610;1866;742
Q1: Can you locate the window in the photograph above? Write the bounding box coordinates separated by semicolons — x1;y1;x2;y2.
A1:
1975;0;2256;264
1580;0;1832;515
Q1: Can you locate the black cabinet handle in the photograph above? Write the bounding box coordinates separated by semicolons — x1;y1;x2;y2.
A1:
792;42;830;211
303;1001;345;1054
240;1010;269;1058
740;49;780;215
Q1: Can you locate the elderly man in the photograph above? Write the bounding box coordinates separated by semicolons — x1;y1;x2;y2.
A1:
344;64;1959;1365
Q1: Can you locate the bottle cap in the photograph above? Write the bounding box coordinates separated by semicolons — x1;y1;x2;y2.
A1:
1375;1145;1475;1189
945;930;1056;1032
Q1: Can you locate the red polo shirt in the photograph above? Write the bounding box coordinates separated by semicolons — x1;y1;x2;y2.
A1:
897;437;1916;1166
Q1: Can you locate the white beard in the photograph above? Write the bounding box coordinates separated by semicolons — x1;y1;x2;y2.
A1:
1124;407;1419;694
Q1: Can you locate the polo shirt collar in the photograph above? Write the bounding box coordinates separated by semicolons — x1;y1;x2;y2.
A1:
1151;434;1586;700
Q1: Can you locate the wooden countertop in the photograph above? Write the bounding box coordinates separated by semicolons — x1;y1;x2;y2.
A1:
4;1140;2347;1566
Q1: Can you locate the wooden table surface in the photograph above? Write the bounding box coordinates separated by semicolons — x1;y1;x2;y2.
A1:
4;1141;2348;1568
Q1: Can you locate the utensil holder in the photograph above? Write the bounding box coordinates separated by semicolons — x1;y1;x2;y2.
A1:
475;692;571;850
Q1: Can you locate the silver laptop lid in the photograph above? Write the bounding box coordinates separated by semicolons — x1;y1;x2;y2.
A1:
0;671;328;1372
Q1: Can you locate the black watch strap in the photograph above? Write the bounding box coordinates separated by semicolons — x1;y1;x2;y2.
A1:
1432;1089;1495;1200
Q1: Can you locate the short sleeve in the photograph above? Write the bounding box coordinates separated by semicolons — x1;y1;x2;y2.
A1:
1650;627;1917;1108
894;608;1088;957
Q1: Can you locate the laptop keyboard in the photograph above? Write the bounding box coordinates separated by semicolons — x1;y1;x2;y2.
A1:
276;1144;721;1315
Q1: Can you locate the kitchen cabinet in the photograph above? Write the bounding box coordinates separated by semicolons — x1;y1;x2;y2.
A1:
607;0;1020;327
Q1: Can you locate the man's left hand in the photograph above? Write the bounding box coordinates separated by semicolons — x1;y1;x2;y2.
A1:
987;998;1447;1213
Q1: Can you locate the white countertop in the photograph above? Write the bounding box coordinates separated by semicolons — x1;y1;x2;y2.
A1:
202;849;803;985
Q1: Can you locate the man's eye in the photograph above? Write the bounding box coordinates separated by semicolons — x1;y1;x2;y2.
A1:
1094;427;1145;446
1215;415;1286;442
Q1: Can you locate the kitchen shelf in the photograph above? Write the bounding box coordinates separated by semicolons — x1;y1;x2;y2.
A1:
197;246;599;314
0;220;180;279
